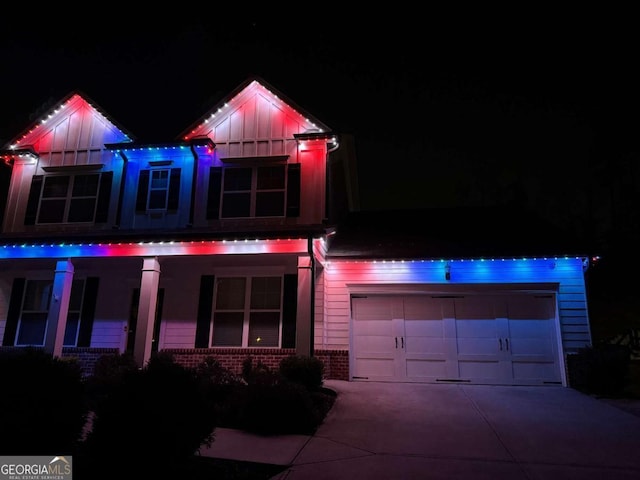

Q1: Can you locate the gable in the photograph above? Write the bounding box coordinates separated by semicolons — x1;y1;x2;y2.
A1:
3;93;132;167
181;78;329;159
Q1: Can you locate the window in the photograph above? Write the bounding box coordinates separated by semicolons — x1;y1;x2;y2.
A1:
221;165;286;218
136;168;181;213
207;163;300;220
15;279;85;347
25;172;113;225
212;276;282;347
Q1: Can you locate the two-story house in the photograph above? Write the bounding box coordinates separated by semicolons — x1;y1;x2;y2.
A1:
0;76;594;386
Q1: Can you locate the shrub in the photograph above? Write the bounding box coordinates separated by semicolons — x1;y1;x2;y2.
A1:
568;344;631;396
241;356;281;386
0;348;88;455
79;353;216;478
82;352;138;411
279;355;325;390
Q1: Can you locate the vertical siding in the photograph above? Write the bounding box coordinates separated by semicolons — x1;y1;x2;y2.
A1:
322;257;591;354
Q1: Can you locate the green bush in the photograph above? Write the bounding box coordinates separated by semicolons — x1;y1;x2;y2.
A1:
0;348;88;455
79;353;216;478
279;355;325;390
82;352;138;411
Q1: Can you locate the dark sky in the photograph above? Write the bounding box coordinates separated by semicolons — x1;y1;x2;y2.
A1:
1;8;638;217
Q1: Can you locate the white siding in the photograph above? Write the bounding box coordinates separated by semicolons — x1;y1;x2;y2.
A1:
322;257;591;353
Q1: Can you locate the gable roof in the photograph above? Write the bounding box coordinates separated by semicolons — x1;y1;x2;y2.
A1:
1;90;135;154
326;207;595;261
178;75;332;141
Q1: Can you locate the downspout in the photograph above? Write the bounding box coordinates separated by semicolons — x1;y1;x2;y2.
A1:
188;144;199;227
308;234;315;357
115;150;128;228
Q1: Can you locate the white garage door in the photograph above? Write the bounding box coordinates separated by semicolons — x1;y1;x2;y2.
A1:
351;293;561;386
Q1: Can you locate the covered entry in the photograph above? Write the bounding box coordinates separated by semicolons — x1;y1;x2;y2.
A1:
351;292;562;385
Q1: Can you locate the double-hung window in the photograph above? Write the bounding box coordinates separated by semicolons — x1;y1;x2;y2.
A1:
207;163;300;220
222;165;286;218
15;279;85;347
135;167;181;213
212;276;283;347
25;171;113;225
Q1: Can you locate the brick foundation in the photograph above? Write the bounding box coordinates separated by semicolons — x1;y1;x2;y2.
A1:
2;346;351;381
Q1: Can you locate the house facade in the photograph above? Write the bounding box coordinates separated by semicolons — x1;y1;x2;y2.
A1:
0;77;593;386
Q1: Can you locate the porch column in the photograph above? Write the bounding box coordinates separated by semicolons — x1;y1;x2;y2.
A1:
134;257;161;368
44;259;74;358
296;255;313;356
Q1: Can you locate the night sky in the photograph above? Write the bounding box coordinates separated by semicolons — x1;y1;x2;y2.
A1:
1;9;638;231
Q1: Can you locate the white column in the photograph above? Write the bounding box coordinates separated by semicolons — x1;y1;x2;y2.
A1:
134;257;161;368
296;255;312;356
44;259;74;358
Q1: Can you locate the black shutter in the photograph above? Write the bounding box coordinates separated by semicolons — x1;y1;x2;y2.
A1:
94;172;113;223
195;275;215;348
136;170;149;213
281;274;297;348
286;163;301;217
77;277;99;347
167;168;181;211
206;167;222;220
2;278;25;346
24;175;43;225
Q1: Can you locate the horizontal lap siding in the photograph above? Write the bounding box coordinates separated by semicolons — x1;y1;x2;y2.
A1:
323;258;591;353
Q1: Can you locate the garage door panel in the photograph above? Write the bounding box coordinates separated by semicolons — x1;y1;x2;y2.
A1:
456;319;498;338
406;336;446;355
354;319;394;336
511;361;560;384
458;360;501;380
457;337;499;356
509;338;555;356
403;296;444;319
354;358;396;378
406;359;448;379
353;335;395;355
509;318;553;338
404;318;444;337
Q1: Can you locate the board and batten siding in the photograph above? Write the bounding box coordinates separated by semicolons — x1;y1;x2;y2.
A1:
320;257;592;353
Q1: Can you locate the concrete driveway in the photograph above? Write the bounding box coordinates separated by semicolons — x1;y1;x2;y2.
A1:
273;380;640;479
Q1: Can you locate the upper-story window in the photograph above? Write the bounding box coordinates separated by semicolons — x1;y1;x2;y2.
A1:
207;162;300;220
24;172;113;225
136;167;181;213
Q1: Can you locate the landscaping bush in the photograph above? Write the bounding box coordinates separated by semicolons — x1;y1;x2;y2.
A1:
279;354;325;390
82;352;138;411
78;353;216;478
0;348;88;455
568;343;631;397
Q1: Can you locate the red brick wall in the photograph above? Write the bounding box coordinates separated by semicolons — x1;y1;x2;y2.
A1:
62;347;120;377
6;346;351;381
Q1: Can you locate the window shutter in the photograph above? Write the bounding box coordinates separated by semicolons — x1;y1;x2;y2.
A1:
286;163;301;217
167;168;181;211
94;172;113;223
2;278;25;346
281;274;297;348
206;167;222;220
195;275;215;348
77;277;99;347
24;175;43;225
136;170;150;213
